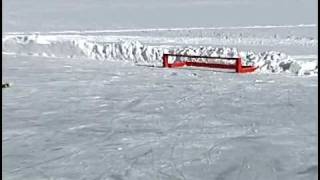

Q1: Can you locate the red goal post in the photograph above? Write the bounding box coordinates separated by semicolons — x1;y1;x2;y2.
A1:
162;53;257;73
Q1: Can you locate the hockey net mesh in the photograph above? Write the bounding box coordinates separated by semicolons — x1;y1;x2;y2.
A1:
167;55;237;65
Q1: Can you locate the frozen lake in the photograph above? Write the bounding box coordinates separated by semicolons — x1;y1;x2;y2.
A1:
2;0;318;179
2;54;317;180
3;0;317;32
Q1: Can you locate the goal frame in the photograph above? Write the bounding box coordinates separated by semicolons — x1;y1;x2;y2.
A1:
162;53;257;73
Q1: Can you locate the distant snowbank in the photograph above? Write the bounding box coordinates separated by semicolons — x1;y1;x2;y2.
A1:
2;35;318;76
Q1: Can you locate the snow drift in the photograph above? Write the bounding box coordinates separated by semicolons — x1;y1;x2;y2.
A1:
2;34;318;76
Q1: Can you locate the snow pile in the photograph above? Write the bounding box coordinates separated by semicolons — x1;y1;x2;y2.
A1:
3;35;164;64
240;51;318;75
75;40;163;64
288;60;318;76
2;35;318;76
168;46;238;58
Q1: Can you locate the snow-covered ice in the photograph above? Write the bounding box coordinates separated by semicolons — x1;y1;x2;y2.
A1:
2;0;318;179
3;55;318;180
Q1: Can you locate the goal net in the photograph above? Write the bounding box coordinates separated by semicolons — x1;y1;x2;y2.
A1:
162;53;257;73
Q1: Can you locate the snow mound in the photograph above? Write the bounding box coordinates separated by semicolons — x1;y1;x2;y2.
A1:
76;40;163;64
2;35;318;76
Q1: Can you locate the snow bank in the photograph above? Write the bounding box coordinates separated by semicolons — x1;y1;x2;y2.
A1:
2;35;318;76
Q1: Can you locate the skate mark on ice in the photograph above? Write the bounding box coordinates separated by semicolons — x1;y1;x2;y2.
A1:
297;165;318;175
10;151;81;174
122;96;146;110
68;123;96;131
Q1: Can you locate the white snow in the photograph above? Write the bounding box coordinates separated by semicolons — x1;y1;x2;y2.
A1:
3;55;317;180
3;33;318;76
2;0;318;179
4;24;317;35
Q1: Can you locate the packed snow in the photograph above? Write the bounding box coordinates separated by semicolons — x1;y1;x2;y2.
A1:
2;0;318;180
2;55;318;180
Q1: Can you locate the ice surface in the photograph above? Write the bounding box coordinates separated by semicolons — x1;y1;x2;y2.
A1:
3;0;317;32
3;55;318;180
2;0;318;179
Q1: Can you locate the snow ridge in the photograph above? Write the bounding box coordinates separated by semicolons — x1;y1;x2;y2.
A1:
2;35;318;76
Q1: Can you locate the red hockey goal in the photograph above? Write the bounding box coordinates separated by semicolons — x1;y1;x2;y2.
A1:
162;53;257;73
